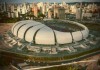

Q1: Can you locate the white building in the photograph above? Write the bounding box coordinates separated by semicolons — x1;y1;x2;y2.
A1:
11;20;89;45
76;8;82;20
37;2;44;12
17;3;30;15
70;5;77;14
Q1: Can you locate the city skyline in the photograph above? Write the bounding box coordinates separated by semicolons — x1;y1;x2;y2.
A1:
0;0;100;3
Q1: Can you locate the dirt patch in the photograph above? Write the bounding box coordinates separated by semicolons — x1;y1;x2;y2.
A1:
0;23;14;35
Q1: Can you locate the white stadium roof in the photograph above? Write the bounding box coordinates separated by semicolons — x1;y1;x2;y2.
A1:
11;20;89;45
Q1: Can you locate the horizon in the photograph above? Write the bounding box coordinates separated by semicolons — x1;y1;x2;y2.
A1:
0;0;100;3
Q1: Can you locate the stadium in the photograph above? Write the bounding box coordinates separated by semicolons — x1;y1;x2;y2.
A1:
1;19;99;65
11;20;89;45
4;20;89;53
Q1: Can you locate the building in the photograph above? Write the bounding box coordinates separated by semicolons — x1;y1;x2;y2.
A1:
7;4;19;18
5;19;100;68
76;8;82;20
82;12;93;18
0;2;99;20
62;1;66;6
48;8;53;19
42;3;46;15
1;19;89;57
70;5;77;14
37;2;44;12
54;6;65;19
32;4;39;17
11;20;89;45
0;2;7;12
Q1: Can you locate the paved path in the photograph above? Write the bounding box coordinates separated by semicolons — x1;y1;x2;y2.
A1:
11;59;97;70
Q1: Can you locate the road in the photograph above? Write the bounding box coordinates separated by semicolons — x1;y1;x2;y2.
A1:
0;47;100;65
11;59;97;70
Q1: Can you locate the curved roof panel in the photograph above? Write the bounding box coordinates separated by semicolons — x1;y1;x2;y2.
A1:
72;31;83;42
25;24;46;42
54;30;72;44
35;26;55;45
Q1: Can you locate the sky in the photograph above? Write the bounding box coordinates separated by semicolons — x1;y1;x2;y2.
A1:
0;0;100;3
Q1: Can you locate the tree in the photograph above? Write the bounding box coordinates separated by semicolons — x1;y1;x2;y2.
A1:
19;14;26;20
38;12;45;19
0;11;11;23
